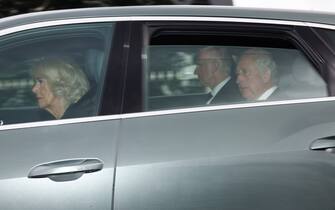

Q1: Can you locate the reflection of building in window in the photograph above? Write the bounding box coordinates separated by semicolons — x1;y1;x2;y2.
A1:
149;66;204;96
149;47;206;97
0;79;33;89
0;78;35;108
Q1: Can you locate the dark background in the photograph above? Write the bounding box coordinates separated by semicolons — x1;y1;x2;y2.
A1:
0;0;233;17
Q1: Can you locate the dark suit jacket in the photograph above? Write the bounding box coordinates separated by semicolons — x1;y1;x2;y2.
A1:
209;79;243;105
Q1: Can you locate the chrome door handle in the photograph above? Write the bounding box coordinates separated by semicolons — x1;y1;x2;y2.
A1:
28;158;103;182
310;137;335;151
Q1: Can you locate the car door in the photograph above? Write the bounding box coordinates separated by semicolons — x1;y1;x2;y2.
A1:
0;20;128;209
114;19;335;210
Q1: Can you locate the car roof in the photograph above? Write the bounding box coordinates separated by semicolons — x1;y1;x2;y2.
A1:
0;5;335;30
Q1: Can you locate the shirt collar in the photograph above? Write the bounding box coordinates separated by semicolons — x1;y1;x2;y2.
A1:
206;77;231;105
257;86;278;101
211;76;231;97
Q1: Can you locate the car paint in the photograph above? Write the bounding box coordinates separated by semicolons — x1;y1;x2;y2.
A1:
0;5;335;210
0;118;119;209
1;6;335;29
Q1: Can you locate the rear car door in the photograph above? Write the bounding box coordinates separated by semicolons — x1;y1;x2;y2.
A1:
115;19;335;210
0;20;128;209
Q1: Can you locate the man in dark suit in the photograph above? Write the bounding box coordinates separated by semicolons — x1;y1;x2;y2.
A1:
236;48;282;101
194;46;242;105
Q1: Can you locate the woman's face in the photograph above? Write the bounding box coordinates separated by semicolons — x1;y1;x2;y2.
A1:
32;76;56;109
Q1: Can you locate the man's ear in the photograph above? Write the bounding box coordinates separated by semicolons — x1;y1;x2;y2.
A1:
262;69;271;83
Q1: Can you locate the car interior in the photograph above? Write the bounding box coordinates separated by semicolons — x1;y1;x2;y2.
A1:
145;28;328;111
0;25;109;124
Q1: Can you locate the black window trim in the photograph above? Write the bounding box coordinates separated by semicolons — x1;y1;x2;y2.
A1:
301;26;335;96
100;21;131;116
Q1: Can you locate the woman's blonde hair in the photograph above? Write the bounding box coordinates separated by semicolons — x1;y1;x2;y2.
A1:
32;57;90;105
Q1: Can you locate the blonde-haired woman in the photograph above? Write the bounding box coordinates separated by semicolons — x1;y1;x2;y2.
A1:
32;57;91;119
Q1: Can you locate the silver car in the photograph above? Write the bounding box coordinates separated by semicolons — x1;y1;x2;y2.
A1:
1;5;335;210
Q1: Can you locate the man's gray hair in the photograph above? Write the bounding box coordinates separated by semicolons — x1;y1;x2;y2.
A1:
32;57;90;106
199;46;233;75
242;48;278;83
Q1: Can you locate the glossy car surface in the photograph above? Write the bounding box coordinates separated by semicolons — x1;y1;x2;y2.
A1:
1;5;335;210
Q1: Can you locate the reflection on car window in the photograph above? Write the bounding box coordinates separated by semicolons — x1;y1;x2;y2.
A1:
145;45;327;111
0;23;113;125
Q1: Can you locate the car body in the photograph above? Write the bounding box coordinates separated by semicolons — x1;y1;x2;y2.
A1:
1;5;335;210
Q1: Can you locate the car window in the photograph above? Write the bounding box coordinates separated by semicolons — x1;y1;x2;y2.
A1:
315;28;335;49
0;23;113;125
145;32;327;111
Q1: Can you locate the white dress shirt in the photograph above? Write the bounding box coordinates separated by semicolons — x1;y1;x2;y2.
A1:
257;86;278;101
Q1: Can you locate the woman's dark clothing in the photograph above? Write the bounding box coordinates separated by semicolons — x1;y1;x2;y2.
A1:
38;91;96;120
62;92;96;119
38;109;55;120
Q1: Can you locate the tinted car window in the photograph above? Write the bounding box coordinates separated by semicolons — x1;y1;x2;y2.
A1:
145;41;327;111
316;28;335;48
0;23;113;124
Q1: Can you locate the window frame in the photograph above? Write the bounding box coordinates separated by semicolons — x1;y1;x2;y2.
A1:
302;26;335;96
0;20;129;125
99;21;131;116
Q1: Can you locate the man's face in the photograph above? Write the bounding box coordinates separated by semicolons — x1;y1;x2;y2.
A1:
236;55;269;100
194;51;219;88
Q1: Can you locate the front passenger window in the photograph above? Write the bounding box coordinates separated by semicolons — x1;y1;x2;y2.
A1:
0;22;114;125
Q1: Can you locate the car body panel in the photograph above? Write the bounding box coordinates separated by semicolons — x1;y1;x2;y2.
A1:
1;6;335;31
115;99;335;210
0;116;120;209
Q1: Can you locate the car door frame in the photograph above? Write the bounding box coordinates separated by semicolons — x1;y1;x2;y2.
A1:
100;21;131;116
0;18;131;210
116;17;335;210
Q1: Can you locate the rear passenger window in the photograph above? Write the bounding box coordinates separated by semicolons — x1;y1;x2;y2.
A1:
144;28;327;111
316;28;335;48
0;23;113;125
